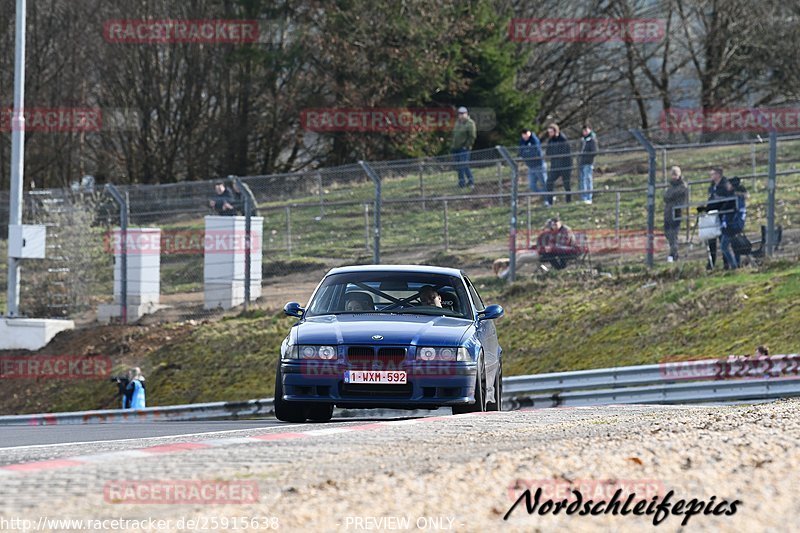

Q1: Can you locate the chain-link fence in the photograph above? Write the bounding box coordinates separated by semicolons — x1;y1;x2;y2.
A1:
2;131;799;324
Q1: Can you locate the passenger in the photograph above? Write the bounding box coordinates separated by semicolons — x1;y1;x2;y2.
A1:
419;286;443;307
344;293;373;312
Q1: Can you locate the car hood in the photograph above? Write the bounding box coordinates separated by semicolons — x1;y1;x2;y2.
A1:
294;314;473;346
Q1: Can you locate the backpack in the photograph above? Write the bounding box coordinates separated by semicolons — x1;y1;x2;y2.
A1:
731;234;752;255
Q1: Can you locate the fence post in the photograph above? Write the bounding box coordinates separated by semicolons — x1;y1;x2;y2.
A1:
419;161;425;210
497;161;503;205
662;148;668;184
526;195;531;249
317;171;324;218
615;191;621;245
359;161;381;264
685;183;691;245
496;146;518;282
630;129;656;268
443;200;449;251
105;184;128;324
364;203;370;251
285;205;292;257
766;131;777;257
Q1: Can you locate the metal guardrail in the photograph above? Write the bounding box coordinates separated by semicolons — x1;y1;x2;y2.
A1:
0;398;274;426
504;354;800;408
1;355;797;425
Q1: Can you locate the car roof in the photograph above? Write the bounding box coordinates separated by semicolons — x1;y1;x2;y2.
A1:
326;264;464;277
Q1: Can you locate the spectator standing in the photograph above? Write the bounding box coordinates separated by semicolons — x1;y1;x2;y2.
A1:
519;128;547;195
451;106;477;190
209;181;237;216
544;123;573;206
705;167;730;270
123;367;146;409
719;177;746;269
729;177;748;265
229;178;245;215
663;166;688;262
578;124;598;204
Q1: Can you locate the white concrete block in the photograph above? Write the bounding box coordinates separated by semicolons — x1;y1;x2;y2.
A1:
0;318;75;350
203;216;263;310
96;302;167;324
108;228;161;305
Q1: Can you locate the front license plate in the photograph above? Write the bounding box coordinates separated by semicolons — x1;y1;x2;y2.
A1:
344;370;407;384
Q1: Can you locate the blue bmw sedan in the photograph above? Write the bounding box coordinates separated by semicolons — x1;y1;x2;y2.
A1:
274;265;504;422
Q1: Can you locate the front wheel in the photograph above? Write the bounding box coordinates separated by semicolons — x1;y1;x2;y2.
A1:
274;364;308;423
452;358;486;415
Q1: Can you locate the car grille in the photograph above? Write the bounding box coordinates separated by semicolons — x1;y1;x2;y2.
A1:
340;382;413;398
347;346;406;370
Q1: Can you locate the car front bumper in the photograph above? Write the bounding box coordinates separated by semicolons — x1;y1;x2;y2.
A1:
279;361;478;408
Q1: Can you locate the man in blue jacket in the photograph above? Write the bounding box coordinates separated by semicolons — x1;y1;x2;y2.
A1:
720;177;747;269
123;367;146;409
544;123;573;206
519;129;547;196
705;167;731;270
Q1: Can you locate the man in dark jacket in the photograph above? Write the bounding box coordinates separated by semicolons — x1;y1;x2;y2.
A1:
209;181;236;215
578;123;598;204
519;129;547;195
720;177;747;269
663;165;688;261
544;123;573;206
705;167;731;269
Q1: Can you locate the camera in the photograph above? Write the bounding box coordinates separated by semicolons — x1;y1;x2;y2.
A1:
110;375;130;395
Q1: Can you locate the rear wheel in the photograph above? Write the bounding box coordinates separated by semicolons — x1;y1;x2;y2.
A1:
307;403;334;422
274;364;308;423
452;356;486;415
486;361;502;411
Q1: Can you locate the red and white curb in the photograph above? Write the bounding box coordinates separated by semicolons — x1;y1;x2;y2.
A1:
0;413;485;476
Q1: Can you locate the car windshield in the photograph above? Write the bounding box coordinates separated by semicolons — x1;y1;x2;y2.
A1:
306;271;472;319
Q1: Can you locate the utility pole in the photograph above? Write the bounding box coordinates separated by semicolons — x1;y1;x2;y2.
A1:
6;0;27;316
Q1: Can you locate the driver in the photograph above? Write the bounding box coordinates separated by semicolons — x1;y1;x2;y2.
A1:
419;285;443;308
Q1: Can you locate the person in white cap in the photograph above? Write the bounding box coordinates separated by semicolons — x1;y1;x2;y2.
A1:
451;106;477;189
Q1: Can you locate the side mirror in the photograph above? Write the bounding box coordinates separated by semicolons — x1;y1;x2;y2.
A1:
478;304;504;321
283;301;305;318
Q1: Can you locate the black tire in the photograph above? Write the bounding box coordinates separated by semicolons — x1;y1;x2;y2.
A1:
452;356;486;415
307;403;334;422
274;364;308;423
486;361;502;411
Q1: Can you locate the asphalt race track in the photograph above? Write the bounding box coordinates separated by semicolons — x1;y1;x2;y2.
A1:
0;421;282;448
1;401;798;532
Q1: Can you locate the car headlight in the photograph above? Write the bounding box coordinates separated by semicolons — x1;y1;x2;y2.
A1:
284;345;337;360
416;347;469;362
